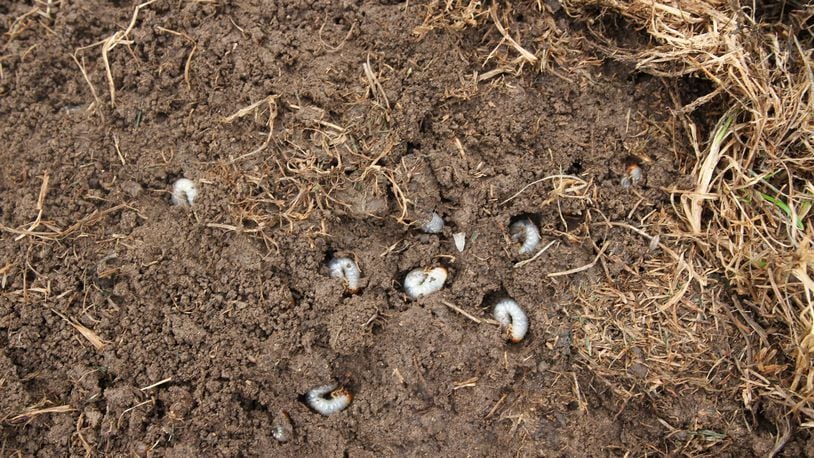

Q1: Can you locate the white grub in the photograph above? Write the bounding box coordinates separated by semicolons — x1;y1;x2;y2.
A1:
271;410;294;443
305;384;352;416
510;219;541;255
420;212;445;234
493;298;529;343
453;232;466;252
171;178;198;206
404;267;448;299
327;257;362;292
621;163;643;189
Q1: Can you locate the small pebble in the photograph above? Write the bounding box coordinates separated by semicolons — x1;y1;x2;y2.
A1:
453;232;466;252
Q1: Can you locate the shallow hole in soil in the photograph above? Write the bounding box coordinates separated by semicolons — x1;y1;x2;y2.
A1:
241;218;259;230
94;275;115;290
153;399;167;419
237;394;264;413
406;141;421;155
419;115;432;133
97;368;114;391
163;170;185;186
480;287;510;312
109;295;125;307
566;158;583;175
558;212;585;233
508;212;542;232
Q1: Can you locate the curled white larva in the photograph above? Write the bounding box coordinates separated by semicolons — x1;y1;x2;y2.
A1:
404;267;448;299
510;219;541;255
171;178;198;206
327;257;362;292
493;298;529;343
305;384;352;416
621;163;643;189
271;410;294;443
420;212;445;234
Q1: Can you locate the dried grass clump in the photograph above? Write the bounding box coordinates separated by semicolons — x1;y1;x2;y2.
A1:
413;0;489;37
414;1;601;80
214;63;415;246
3;1;58;45
574;237;735;454
563;0;814;426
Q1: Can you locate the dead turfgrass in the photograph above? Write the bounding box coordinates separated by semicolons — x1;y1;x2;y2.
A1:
586;0;813;449
208;56;421;251
74;0;158;110
4;402;75;426
2;1;58;48
414;1;601;82
561;0;814;432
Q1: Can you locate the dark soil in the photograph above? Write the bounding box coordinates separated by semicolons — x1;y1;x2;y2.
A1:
0;1;797;456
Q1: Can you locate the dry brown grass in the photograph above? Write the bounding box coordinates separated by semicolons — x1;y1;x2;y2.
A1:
213;70;418;248
560;0;814;428
2;1;58;45
580;1;814;427
414;0;814;444
414;0;601;81
5;402;75;426
71;0;157;112
574;213;739;454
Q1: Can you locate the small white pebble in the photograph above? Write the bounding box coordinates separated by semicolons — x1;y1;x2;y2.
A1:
171;178;198;206
453;232;466;252
420;212;445;234
404;267;447;299
327;257;362;292
305;384;352;416
510;219;541;255
493;298;529;343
